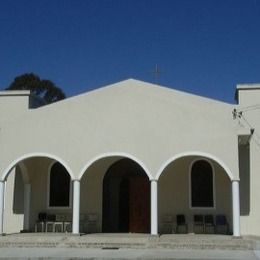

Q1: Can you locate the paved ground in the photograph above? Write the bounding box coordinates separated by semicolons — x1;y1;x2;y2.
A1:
0;233;256;249
0;248;260;259
1;233;260;259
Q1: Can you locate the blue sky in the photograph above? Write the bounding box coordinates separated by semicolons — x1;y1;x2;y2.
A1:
1;0;260;103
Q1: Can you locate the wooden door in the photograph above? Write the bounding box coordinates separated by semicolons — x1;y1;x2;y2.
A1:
129;176;150;233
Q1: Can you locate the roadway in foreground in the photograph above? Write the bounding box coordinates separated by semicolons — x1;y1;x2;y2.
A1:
0;248;260;260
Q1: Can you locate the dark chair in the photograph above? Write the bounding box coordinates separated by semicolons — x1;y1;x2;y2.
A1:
35;212;47;232
204;215;215;234
39;212;47;221
215;215;229;234
176;214;188;234
161;215;174;234
193;215;204;234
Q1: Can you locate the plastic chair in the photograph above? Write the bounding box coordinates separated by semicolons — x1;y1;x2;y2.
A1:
161;214;174;234
86;214;98;233
215;215;229;234
45;214;56;232
176;214;188;234
204;215;215;234
63;214;72;233
79;214;87;233
35;212;47;232
54;214;65;232
193;215;204;234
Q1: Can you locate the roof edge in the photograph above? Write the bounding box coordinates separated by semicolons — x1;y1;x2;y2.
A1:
235;83;260;103
236;83;260;90
0;90;31;96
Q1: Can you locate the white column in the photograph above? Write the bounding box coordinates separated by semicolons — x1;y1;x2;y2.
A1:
72;180;80;234
0;181;5;235
232;180;240;237
151;180;158;235
23;183;31;231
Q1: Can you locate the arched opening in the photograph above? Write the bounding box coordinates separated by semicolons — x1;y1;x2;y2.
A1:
2;154;73;234
102;158;150;233
158;155;232;234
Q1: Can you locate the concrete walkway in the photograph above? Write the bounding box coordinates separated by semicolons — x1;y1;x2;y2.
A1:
0;248;259;259
0;233;260;259
0;233;257;249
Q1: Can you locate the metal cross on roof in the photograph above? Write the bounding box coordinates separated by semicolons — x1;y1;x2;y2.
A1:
152;64;161;83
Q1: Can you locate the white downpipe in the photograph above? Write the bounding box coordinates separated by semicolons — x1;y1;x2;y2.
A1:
72;180;80;234
151;180;158;235
23;183;31;231
232;180;240;237
0;181;5;235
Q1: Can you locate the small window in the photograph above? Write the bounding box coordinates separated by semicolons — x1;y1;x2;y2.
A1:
49;162;71;207
191;160;214;208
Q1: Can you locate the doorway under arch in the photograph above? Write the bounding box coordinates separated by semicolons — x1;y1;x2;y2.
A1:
102;158;150;233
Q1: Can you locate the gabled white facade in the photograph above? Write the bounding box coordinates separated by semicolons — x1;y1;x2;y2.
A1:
0;79;258;236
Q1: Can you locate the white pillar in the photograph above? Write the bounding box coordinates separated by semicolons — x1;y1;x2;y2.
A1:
151;180;158;235
0;181;5;235
23;183;31;231
232;180;240;237
72;180;80;234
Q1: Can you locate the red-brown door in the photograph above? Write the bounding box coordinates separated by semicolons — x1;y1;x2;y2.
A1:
129;176;150;233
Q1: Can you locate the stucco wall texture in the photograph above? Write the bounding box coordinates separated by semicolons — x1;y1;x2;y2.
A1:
1;79;259;235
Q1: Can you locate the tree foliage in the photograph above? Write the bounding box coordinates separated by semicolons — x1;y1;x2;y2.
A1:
6;73;66;104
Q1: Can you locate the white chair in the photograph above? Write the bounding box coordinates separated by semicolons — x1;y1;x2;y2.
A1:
54;214;65;232
35;221;45;232
63;214;72;233
45;214;56;232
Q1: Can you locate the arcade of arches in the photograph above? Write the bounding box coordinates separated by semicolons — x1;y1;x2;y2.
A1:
0;155;240;236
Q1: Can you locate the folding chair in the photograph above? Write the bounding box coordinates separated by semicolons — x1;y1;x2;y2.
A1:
176;214;188;234
193;215;204;234
161;215;174;234
204;215;215;234
35;212;47;232
215;215;229;234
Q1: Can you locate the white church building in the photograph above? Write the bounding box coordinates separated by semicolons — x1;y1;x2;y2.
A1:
0;79;259;237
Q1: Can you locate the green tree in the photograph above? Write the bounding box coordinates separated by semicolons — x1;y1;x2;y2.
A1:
6;73;66;104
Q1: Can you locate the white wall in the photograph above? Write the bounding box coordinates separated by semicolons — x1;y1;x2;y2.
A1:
0;91;30;124
236;84;260;106
0;80;239;183
236;85;260;235
3;80;255;235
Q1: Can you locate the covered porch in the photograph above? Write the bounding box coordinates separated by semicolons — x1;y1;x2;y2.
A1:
0;153;240;237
